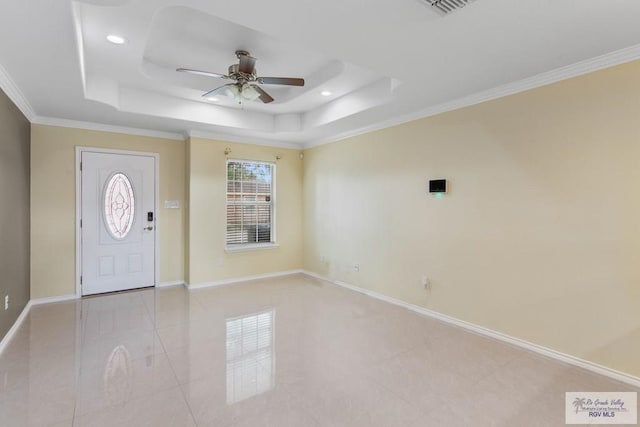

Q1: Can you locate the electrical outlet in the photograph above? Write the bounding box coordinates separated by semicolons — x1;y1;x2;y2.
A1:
4;295;8;310
422;276;430;290
353;264;360;272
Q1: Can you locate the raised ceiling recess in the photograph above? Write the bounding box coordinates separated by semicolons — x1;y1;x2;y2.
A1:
77;3;395;141
2;0;640;146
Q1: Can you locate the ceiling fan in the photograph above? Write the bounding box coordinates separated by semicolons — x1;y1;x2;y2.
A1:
177;50;304;104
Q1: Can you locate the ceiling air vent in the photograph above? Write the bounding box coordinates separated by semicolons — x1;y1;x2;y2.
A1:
422;0;476;16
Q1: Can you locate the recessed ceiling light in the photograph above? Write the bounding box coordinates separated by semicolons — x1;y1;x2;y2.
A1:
206;97;219;102
106;34;127;45
320;90;332;97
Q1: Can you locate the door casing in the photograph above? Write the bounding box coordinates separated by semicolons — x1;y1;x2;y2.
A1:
75;146;160;297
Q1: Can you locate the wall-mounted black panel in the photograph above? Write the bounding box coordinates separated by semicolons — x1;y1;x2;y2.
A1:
429;179;447;193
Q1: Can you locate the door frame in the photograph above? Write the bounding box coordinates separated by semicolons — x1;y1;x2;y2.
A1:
75;146;160;297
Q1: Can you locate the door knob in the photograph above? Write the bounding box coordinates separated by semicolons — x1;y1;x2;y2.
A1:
144;226;154;231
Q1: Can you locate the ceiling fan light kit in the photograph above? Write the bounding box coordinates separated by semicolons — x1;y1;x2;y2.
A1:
224;84;260;102
241;84;261;101
177;50;305;104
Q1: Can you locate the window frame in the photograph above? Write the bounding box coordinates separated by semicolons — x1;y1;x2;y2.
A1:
225;159;277;252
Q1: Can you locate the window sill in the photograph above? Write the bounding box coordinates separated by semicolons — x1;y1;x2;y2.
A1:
225;243;280;253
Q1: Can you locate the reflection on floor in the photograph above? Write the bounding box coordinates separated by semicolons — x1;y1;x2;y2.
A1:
226;310;275;405
0;274;638;426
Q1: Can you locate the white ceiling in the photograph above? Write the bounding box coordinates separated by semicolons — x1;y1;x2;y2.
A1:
1;0;640;147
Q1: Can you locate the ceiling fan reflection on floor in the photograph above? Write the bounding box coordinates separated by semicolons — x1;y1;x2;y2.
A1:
177;50;305;104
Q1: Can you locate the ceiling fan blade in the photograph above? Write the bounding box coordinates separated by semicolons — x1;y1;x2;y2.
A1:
202;84;234;98
238;55;257;75
177;68;227;79
259;77;304;86
253;86;274;104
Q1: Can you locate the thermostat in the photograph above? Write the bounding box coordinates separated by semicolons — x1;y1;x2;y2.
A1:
429;179;447;193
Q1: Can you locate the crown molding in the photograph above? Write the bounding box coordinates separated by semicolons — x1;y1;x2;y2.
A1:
0;63;36;121
188;130;303;149
303;43;640;149
5;42;640;149
32;116;185;141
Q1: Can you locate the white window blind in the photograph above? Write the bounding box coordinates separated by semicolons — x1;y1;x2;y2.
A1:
226;160;274;246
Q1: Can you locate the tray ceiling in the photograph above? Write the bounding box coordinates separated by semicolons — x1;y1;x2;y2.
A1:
1;0;640;146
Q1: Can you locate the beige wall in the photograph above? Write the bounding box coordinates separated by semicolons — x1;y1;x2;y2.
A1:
303;60;640;377
23;59;640;378
31;125;185;299
186;137;303;285
0;88;30;340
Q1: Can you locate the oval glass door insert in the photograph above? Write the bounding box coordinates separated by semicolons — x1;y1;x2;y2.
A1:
104;172;135;239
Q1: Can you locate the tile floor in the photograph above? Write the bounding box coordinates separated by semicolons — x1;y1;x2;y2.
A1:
0;274;637;426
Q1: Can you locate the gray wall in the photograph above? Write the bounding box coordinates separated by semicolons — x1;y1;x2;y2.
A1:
0;87;30;340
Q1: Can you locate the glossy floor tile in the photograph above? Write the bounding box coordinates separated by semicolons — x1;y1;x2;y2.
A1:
0;274;638;426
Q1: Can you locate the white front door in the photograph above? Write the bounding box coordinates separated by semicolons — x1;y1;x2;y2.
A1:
81;151;156;296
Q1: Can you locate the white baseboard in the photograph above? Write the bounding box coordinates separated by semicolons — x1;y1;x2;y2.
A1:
0;272;299;355
157;280;185;288
5;270;638;388
302;270;640;389
187;269;304;290
30;294;79;306
0;301;32;355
